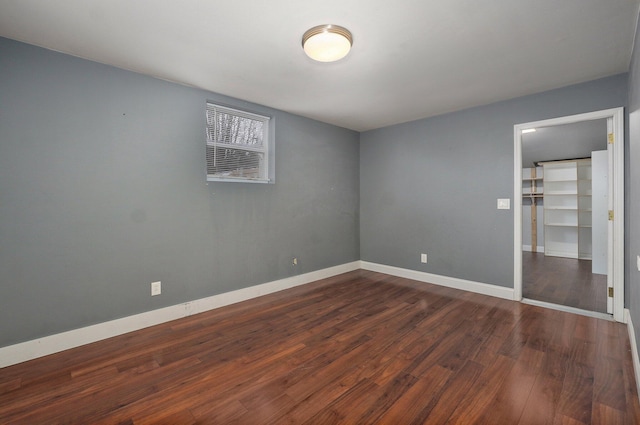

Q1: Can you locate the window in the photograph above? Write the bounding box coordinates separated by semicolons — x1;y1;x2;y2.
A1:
206;102;271;183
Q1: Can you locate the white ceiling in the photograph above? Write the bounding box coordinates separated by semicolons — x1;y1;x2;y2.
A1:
522;120;607;167
0;0;638;131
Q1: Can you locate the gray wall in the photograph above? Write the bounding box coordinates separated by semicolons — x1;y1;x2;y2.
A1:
0;37;360;348
0;34;634;351
360;74;627;288
628;11;640;361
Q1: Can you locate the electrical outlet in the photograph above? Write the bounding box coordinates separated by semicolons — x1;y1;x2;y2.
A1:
151;281;161;296
421;253;427;264
292;257;298;266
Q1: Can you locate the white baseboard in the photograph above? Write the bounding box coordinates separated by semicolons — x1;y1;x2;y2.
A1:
522;245;544;253
626;309;640;403
360;261;515;301
0;261;360;368
523;299;613;321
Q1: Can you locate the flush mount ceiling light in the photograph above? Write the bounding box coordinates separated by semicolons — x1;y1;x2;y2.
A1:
302;24;353;62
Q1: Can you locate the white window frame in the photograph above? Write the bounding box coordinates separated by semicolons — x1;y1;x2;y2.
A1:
206;102;271;183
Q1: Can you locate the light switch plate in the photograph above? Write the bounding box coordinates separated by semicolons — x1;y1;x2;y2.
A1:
497;198;510;210
637;255;640;272
151;281;161;296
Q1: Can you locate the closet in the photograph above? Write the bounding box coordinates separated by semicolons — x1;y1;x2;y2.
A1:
522;152;606;262
540;159;591;259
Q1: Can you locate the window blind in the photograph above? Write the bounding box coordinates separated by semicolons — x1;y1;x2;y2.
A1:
206;103;270;182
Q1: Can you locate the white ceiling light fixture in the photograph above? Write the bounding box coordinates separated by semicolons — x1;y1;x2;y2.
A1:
302;24;353;62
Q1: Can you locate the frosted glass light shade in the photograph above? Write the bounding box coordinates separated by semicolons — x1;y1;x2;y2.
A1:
302;25;352;62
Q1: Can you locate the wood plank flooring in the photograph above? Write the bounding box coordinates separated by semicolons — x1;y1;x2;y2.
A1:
523;252;608;313
1;270;639;424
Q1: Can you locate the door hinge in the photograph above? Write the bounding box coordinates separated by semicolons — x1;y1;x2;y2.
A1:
608;210;614;221
608;133;614;144
608;287;614;298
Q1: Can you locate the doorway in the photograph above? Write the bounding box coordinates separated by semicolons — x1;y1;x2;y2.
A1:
522;121;607;314
513;108;625;322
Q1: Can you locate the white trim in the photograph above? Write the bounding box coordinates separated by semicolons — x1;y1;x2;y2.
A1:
522;298;613;321
360;261;515;300
611;109;625;322
0;261;360;368
522;245;544;253
626;309;640;403
514;124;523;301
514;107;625;322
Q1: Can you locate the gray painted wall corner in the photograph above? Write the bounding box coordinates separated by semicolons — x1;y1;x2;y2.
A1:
0;37;360;347
360;74;627;290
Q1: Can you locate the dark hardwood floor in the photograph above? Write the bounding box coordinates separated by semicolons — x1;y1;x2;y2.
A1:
523;252;608;314
1;270;638;424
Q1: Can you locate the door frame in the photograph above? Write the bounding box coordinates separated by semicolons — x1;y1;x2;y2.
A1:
513;107;625;322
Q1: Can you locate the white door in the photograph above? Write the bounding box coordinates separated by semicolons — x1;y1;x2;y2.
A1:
591;150;607;275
